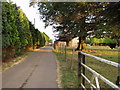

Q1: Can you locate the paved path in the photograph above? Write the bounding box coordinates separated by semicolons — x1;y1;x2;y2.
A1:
2;46;58;88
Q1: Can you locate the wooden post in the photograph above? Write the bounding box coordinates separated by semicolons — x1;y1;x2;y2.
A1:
78;52;82;88
60;44;61;54
65;45;67;61
116;76;120;86
61;44;62;54
82;54;85;86
62;44;64;56
71;49;74;70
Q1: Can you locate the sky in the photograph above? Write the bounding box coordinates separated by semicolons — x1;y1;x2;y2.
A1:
11;0;56;41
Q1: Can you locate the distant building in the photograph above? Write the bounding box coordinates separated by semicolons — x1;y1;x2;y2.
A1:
54;41;66;49
54;37;87;50
68;37;79;47
54;37;79;49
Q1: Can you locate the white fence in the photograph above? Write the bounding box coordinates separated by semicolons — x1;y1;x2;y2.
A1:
78;52;120;90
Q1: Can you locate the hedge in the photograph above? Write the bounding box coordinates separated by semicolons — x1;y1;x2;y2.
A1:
2;2;50;61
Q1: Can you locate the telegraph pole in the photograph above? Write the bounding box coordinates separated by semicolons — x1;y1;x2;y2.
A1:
34;18;35;26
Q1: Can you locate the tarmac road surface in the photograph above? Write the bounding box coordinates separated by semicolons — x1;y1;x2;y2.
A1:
2;46;58;88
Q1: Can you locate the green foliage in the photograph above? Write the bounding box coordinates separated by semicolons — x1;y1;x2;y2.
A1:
2;2;19;48
104;37;116;44
85;37;116;44
29;22;46;47
17;8;33;49
85;39;91;44
43;32;50;42
91;38;100;44
41;32;46;46
37;2;120;49
38;2;100;40
2;2;50;61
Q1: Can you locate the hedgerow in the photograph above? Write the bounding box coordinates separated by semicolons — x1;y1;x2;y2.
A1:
2;2;50;61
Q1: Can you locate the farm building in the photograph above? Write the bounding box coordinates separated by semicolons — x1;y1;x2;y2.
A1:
54;37;79;48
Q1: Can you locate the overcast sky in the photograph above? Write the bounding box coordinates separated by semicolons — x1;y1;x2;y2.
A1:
11;0;55;41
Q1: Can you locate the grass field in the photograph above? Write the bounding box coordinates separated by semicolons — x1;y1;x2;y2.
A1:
54;46;119;88
67;46;119;63
84;49;119;63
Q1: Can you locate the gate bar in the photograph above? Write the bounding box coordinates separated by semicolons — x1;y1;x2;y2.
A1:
81;73;96;88
81;52;120;68
81;63;120;89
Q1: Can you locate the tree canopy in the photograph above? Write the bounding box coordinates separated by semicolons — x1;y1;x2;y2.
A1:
36;2;120;49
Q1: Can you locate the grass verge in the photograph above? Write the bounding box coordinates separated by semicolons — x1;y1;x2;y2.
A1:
2;51;33;72
54;50;78;88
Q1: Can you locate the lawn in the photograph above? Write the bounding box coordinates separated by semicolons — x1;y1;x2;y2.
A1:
54;46;119;88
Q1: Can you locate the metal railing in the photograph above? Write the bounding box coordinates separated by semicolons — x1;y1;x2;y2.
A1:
55;45;120;89
78;52;120;90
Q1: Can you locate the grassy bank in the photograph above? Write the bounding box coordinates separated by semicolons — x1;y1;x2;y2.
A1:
2;51;33;72
54;46;119;88
54;50;78;88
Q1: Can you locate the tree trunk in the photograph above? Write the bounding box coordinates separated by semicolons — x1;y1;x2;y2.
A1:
66;41;69;46
75;37;81;51
117;39;120;47
75;36;86;51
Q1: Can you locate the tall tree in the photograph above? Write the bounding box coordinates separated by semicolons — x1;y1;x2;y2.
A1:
96;2;120;46
37;2;103;50
2;2;19;48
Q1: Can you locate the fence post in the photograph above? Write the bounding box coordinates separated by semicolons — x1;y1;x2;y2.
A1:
82;54;85;87
78;52;82;88
62;45;63;55
65;45;67;61
71;49;74;70
60;44;62;54
116;76;120;86
62;44;64;56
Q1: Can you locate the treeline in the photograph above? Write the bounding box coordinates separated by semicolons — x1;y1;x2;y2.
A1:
85;37;116;46
2;2;50;61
